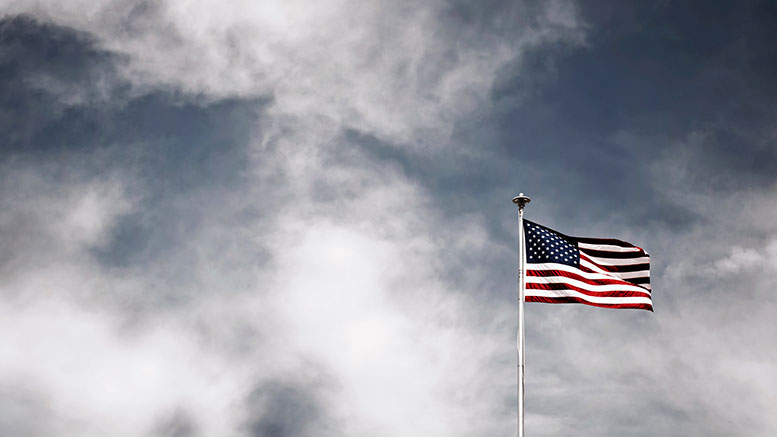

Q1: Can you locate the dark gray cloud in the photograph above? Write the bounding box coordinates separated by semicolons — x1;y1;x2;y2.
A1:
0;16;272;304
0;16;124;151
475;0;777;232
151;409;199;437
245;382;331;437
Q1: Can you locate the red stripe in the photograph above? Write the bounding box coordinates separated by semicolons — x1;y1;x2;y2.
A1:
579;248;649;259
575;236;642;249
526;295;653;311
527;268;650;290
526;282;651;299
582;260;650;273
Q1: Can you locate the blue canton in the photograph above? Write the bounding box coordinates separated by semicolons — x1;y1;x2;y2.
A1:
525;221;580;267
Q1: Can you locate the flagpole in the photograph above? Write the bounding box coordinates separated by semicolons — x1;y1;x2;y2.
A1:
513;193;531;437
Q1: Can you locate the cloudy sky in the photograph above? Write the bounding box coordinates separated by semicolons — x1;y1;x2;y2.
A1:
1;1;776;436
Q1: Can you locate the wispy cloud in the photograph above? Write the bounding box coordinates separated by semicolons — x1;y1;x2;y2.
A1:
0;3;586;436
3;1;777;436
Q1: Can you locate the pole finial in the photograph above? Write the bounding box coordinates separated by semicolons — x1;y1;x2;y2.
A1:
512;193;531;209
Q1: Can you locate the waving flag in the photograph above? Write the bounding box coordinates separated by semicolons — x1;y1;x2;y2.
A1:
524;220;652;311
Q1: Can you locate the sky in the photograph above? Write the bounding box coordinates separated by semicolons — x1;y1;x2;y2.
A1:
1;1;776;436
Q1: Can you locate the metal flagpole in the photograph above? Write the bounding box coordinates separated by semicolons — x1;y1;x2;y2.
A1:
513;193;531;437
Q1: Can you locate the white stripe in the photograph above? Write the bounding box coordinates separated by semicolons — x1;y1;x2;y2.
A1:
578;242;644;253
526;289;653;306
528;262;650;289
573;259;651;289
580;258;648;276
584;255;650;266
526;276;651;296
615;271;651;280
580;258;616;274
529;262;617;280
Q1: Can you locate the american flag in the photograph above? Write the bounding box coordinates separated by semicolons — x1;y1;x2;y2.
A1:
524;220;652;311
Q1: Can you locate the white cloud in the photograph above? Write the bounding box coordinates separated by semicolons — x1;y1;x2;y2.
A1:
0;297;249;436
712;240;777;274
0;2;590;435
0;0;584;144
0;133;523;436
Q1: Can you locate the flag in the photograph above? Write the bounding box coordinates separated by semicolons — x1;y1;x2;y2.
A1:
524;220;652;311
